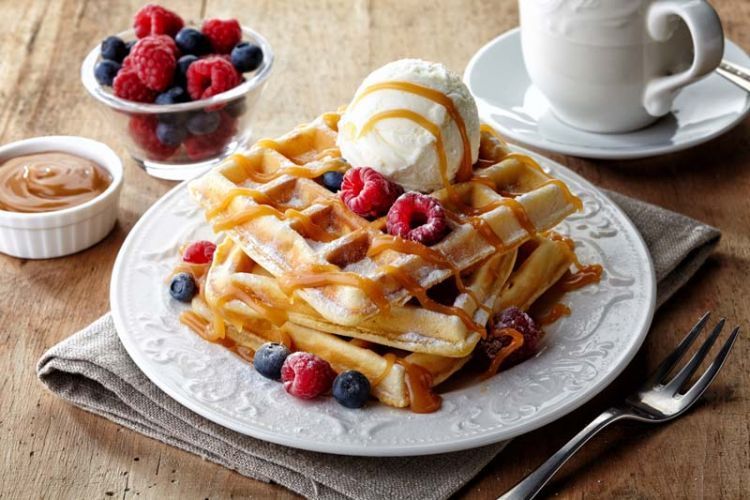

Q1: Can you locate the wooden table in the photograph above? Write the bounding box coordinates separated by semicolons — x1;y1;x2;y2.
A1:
2;1;748;498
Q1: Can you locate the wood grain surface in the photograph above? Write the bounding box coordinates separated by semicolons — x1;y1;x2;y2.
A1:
1;1;748;498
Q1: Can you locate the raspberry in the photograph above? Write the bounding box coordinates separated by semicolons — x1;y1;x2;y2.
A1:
182;240;216;264
478;307;544;368
113;68;156;103
202;18;242;54
186;56;241;100
151;34;180;56
121;55;135;72
340;167;403;218
128;115;178;160
130;36;177;91
183;112;237;160
386;192;448;245
133;4;184;38
281;352;336;399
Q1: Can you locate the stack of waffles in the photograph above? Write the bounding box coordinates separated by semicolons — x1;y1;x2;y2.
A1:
182;112;587;412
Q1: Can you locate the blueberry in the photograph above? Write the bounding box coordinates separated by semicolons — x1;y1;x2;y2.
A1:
101;36;128;62
175;28;211;55
155;86;189;105
253;343;291;380
156;121;187;147
169;273;196;303
94;60;121;86
321;171;344;192
231;42;263;73
175;54;198;85
187;111;220;135
332;370;371;409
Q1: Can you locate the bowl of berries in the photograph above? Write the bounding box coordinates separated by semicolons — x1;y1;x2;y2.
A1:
81;5;274;180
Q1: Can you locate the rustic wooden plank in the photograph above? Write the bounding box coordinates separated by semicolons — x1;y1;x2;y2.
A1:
0;0;748;498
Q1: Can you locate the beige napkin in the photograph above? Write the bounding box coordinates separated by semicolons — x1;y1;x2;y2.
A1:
37;192;719;500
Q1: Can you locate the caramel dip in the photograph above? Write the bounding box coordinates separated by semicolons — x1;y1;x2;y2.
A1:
0;152;112;213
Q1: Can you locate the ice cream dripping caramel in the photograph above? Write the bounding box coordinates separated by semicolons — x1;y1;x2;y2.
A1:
0;152;111;213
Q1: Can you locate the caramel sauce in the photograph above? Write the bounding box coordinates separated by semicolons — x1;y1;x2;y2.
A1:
180;310;217;342
0;152;111;213
503;153;583;211
368;234;491;315
446;210;507;251
284;208;336;242
397;356;442;413
558;265;603;291
321;112;341;131
212;205;284;232
380;264;484;336
228;283;288;326
349;338;372;349
480;123;507;145
278;264;391;313
206;187;275;219
233;153;345;184
481;328;525;379
353;80;474;182
537;303;571;326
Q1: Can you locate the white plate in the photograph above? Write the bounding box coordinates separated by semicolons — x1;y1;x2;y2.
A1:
464;28;750;160
110;149;656;456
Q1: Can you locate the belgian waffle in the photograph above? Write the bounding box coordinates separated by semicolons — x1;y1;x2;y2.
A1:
182;233;576;409
188;113;582;326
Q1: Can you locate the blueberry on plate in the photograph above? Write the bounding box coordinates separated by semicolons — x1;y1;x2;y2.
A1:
94;60;121;86
155;86;189;105
321;171;344;192
187;111;220;135
175;54;198;85
231;42;263;73
169;273;197;303
175;28;211;56
253;343;291;380
156;121;187;147
332;370;371;408
101;35;128;62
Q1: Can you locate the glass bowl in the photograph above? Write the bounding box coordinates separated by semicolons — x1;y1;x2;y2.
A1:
81;27;274;180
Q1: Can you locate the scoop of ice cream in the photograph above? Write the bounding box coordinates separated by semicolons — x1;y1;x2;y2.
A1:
336;59;480;193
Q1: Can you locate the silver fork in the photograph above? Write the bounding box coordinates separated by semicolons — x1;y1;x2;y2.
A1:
499;313;740;500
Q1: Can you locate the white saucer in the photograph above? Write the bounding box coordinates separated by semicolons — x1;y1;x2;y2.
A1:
464;28;750;160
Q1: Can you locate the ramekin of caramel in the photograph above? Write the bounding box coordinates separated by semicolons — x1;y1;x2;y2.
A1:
0;136;123;259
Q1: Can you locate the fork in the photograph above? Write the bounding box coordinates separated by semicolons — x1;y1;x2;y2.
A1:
499;313;740;500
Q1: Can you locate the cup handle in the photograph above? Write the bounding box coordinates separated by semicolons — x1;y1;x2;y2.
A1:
643;0;724;116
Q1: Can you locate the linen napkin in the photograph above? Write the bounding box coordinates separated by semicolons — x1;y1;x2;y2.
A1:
37;192;720;500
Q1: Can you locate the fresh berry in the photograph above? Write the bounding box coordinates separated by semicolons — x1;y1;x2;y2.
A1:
230;42;263;72
332;370;371;409
183;112;238;160
152;34;179;56
169;272;196;302
175;27;211;55
130;36;177;92
94;60;121;86
128;115;178;159
182;240;216;264
174;54;198;86
225;97;246;117
386;192;448;245
113;69;156;103
340;167;403;218
478;307;544;368
125;40;137;55
186;111;220;135
133;4;184;38
156;121;187;147
201;18;242;54
320;171;344;192
253;342;292;380
101;36;128;62
121;55;135;71
155;86;189;105
281;352;336;399
186;56;241;100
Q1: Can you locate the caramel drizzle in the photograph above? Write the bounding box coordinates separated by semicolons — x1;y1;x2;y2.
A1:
380;264;485;336
353;80;474;182
374;354;441;413
232;153;346;184
228;282;288;326
536;303;571;326
480;123;507;145
547;231;604;291
367;234;491;315
502;153;583;211
211;201;335;242
481;328;525;379
278;264;391;313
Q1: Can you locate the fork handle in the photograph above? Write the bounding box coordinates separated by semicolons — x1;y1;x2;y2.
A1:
498;408;628;500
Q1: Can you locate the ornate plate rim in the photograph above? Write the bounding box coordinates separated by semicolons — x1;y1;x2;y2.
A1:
110;147;656;456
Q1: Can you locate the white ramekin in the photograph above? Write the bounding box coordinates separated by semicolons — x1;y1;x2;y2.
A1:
0;136;123;259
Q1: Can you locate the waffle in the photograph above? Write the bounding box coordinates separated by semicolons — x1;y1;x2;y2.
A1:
188;113;582;326
182;233;576;409
203;237;517;357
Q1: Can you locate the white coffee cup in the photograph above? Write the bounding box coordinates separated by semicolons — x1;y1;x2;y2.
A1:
519;0;724;133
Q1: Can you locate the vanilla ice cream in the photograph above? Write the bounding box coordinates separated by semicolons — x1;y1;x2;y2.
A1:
336;59;480;193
